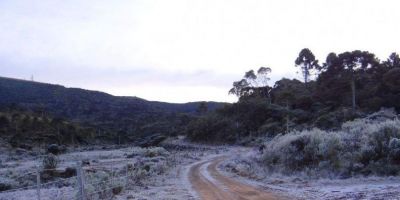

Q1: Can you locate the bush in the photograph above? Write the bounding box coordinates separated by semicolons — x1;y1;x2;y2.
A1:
85;170;124;200
144;147;169;158
42;153;58;170
261;117;400;177
389;138;400;163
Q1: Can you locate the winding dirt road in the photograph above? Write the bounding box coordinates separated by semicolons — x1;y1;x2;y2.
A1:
189;156;281;200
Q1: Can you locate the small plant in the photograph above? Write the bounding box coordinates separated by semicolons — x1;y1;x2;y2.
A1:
85;170;125;200
42;153;58;170
144;147;169;158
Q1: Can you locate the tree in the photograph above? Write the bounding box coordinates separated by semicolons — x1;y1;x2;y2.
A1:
257;67;272;86
295;48;319;86
244;70;257;86
383;52;400;68
229;79;250;97
229;67;272;101
336;50;379;111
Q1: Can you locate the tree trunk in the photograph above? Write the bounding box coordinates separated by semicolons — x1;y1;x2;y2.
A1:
286;100;289;134
304;67;308;85
304;64;309;89
351;78;356;111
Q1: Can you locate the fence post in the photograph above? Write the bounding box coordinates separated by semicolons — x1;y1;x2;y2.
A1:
76;162;86;200
125;162;129;188
36;166;41;200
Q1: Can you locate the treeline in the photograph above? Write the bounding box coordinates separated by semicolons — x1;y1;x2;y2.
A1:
0;106;95;149
186;49;400;143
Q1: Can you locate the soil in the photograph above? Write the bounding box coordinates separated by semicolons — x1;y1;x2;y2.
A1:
189;156;281;200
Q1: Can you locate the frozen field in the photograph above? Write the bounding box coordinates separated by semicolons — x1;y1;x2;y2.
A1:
1;140;400;200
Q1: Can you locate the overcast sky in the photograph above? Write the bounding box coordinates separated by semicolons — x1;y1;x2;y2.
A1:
1;0;400;103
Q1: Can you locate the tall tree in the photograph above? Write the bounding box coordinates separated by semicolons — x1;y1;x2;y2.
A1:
295;48;319;86
257;67;272;86
336;50;379;111
229;67;272;101
229;79;250;97
257;67;272;103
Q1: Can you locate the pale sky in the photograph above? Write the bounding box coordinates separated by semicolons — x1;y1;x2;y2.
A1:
1;0;400;103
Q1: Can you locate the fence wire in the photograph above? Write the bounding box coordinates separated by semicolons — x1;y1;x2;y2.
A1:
0;160;134;200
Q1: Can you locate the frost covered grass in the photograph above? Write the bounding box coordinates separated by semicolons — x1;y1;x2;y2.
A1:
261;117;400;177
0;137;225;200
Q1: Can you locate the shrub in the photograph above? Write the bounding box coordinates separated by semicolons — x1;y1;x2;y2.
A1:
260;117;400;177
85;170;125;200
389;138;400;163
42;153;58;170
144;147;169;158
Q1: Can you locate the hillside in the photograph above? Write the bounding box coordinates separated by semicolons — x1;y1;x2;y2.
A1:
0;108;94;148
0;77;226;143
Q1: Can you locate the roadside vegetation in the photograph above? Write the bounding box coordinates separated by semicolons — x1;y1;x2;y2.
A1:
260;110;400;177
186;49;400;144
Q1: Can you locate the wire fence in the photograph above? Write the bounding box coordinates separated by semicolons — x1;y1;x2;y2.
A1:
0;159;136;200
0;144;222;200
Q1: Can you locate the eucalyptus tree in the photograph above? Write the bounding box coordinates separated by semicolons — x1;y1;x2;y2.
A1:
229;67;272;101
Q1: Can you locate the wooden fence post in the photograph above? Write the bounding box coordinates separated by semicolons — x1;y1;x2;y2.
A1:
36;166;41;200
125;162;129;188
76;162;86;200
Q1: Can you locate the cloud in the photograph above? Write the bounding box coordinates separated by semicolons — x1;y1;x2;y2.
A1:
0;57;236;86
1;0;400;102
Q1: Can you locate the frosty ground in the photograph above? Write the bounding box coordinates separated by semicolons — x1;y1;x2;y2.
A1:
1;139;400;200
221;148;400;200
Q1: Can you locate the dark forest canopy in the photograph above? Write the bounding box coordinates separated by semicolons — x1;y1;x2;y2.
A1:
0;77;226;146
186;49;400;143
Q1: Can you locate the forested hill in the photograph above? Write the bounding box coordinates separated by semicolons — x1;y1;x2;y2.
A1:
0;76;225;141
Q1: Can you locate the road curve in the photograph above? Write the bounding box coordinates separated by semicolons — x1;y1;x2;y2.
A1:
189;156;280;200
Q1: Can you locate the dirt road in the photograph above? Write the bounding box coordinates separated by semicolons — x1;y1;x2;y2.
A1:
189;156;280;200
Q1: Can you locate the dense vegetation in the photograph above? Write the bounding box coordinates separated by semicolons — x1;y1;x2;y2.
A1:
186;49;400;143
0;106;94;148
0;77;225;146
262;112;400;177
